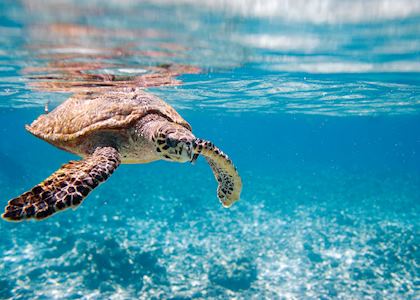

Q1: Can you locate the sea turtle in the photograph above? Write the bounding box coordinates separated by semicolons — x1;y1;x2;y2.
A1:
2;88;242;221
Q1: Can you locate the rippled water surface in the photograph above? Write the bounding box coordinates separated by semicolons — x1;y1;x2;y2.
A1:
0;1;419;299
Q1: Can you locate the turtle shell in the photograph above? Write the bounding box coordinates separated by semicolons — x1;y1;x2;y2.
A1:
26;88;191;143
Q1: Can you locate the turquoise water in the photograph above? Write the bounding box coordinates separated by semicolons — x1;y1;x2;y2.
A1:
0;1;419;299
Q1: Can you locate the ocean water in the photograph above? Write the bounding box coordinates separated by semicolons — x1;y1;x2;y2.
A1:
0;0;419;299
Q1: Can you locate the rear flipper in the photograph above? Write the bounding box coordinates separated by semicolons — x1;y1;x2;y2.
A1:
2;147;120;222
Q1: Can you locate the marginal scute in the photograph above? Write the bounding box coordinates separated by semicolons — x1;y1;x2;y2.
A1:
26;88;191;143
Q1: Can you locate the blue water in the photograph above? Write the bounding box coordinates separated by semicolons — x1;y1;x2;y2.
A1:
0;1;419;299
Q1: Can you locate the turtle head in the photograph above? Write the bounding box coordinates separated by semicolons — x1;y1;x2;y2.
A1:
154;123;195;163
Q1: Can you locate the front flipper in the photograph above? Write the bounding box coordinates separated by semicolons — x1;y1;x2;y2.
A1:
2;147;120;222
193;139;242;207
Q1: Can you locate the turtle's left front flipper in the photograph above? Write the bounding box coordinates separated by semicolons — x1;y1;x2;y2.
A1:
193;139;242;207
2;147;120;222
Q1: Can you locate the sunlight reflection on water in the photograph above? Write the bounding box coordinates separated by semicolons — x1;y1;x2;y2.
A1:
0;0;419;115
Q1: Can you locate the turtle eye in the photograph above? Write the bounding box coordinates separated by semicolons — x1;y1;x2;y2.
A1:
166;138;178;148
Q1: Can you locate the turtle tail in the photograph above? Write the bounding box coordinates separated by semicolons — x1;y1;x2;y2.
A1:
193;139;242;207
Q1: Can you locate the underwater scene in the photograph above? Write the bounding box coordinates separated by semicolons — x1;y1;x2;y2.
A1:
0;0;419;299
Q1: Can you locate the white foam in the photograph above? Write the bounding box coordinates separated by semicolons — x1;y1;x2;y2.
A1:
270;61;420;73
239;34;322;52
152;0;420;23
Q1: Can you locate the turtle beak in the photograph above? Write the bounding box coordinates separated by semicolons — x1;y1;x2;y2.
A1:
189;143;199;164
190;153;199;164
190;139;200;164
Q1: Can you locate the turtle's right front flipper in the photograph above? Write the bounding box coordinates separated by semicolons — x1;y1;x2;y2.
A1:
193;139;242;208
2;147;120;222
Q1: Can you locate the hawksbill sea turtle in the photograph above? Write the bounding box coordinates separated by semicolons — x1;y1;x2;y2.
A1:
2;88;242;221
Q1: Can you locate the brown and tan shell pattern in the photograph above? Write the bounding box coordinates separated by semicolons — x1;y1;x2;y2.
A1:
26;88;191;143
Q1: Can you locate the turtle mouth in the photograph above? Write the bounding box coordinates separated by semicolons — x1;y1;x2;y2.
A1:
187;142;199;164
189;139;199;164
